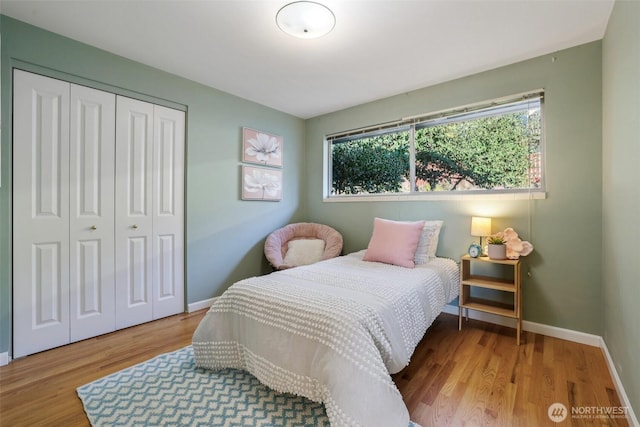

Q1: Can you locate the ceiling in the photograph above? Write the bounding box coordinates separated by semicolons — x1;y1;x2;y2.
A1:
1;0;614;119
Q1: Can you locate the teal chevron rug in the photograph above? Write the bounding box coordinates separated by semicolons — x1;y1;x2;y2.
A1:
77;346;420;427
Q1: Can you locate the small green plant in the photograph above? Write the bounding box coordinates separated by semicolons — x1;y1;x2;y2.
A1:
487;235;505;245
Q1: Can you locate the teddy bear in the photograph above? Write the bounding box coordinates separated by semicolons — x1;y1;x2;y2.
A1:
493;227;534;259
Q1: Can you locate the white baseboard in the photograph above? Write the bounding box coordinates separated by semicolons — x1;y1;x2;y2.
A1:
442;304;601;346
521;319;602;347
443;303;638;426
0;352;9;367
188;297;218;313
599;337;640;427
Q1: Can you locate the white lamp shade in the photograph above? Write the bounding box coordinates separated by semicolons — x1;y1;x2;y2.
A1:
471;216;492;237
276;1;336;39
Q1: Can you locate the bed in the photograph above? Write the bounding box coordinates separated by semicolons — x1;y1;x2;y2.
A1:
192;245;459;427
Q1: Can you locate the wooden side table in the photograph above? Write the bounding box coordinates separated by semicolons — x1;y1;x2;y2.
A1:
458;254;522;344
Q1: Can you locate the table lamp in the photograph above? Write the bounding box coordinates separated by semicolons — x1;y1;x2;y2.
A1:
471;216;492;253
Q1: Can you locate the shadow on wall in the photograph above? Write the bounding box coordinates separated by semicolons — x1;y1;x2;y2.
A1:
186;212;308;302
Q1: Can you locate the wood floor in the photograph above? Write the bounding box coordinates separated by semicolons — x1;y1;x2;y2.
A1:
0;311;629;427
393;314;628;427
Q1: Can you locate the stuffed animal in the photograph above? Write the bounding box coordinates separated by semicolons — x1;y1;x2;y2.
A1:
492;228;533;259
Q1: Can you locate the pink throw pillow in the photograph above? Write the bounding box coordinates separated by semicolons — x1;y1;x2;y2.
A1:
363;218;426;268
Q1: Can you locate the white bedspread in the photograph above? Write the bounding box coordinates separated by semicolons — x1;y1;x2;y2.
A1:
192;251;459;427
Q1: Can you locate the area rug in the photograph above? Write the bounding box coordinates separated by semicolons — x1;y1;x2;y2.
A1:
77;346;420;427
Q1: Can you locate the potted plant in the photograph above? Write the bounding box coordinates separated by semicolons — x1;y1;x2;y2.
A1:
487;235;507;260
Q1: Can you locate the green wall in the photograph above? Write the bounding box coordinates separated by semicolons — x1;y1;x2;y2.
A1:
306;42;604;335
603;0;640;414
0;16;306;355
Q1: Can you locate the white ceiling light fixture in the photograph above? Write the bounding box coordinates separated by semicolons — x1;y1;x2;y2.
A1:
276;1;336;39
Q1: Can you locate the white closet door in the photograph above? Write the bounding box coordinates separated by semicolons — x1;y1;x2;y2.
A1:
114;96;154;329
69;85;116;342
13;70;70;357
152;105;184;319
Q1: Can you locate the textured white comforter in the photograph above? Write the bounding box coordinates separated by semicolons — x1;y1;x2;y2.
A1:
192;251;459;427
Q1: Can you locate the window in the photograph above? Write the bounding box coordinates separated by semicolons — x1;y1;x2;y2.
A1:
327;92;543;199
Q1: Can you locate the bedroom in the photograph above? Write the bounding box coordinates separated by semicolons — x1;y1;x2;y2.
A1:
0;0;638;425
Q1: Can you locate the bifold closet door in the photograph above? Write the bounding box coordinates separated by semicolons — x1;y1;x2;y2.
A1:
13;70;117;357
13;70;71;358
114;98;185;328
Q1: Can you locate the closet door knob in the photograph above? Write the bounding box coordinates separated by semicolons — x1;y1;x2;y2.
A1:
132;224;138;229
90;225;97;230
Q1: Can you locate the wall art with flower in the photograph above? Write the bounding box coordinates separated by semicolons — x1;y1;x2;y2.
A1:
241;165;282;201
242;127;283;168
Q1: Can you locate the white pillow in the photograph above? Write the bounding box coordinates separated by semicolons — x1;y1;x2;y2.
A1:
414;220;444;264
283;239;326;266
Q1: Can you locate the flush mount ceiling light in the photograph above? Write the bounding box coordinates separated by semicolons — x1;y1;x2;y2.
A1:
276;1;336;39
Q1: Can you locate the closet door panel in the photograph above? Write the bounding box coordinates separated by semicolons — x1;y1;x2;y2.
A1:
152;106;184;319
13;70;70;358
127;236;149;301
115;96;154;329
69;85;116;342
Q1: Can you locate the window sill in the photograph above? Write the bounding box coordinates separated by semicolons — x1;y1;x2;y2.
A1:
323;191;546;203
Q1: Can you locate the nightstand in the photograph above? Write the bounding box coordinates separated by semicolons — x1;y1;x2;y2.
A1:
458;254;523;344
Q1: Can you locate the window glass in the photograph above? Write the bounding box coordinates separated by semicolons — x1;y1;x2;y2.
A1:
331;128;410;195
327;93;543;198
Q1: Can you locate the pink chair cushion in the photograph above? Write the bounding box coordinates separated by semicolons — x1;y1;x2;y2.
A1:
264;223;343;269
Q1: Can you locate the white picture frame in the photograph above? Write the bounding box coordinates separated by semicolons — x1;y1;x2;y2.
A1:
241;165;282;201
242;127;283;168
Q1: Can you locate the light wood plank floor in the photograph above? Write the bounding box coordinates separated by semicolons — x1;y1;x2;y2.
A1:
393;314;629;427
0;311;629;427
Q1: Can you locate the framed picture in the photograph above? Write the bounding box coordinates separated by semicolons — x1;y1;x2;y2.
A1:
242;165;282;201
242;127;283;168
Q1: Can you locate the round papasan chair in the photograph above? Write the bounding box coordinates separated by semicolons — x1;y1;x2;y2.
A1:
264;222;343;270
